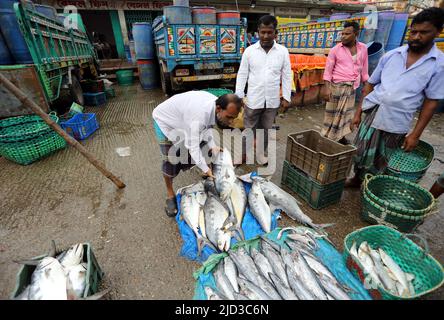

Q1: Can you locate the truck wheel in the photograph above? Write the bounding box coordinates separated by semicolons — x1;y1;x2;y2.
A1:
160;70;173;96
52;75;84;114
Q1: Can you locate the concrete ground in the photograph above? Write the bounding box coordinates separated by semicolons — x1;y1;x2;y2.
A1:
0;84;443;299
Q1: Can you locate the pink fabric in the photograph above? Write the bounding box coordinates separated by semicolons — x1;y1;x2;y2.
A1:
323;42;369;89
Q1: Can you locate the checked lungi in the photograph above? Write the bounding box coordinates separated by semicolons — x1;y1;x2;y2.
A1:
321;82;356;142
352;106;405;180
153;120;197;178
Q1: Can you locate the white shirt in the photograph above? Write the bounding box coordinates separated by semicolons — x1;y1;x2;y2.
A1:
152;91;217;173
235;41;293;109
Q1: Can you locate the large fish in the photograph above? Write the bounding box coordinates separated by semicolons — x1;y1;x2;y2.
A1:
28;257;68;300
204;192;232;252
378;248;410;297
226;178;247;240
205;286;227;300
254;177;330;231
223;256;239;293
248;180;272;233
181;193;216;255
213;150;236;201
58;243;84;269
250;247;275;283
214;263;236;300
237;277;272;300
268;273;298;300
66;263;87;299
260;240;289;288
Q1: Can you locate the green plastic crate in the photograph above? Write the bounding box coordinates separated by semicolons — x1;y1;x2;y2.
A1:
201;88;233;97
116;70;134;86
281;160;345;210
343;225;444;300
385;140;434;183
11;243;104;299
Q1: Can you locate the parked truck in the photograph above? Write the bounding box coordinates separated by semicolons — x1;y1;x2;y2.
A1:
0;1;99;118
152;15;247;95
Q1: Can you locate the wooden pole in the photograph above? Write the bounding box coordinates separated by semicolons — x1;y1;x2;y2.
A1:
0;73;126;189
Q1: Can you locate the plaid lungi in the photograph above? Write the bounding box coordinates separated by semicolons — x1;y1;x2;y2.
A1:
153;120;195;178
321;82;356;141
352;106;405;180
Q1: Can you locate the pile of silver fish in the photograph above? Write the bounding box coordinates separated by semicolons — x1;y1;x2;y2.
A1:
14;242;108;300
350;241;416;297
203;227;353;300
179;150;324;255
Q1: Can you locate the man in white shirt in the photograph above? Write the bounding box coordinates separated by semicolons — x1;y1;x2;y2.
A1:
235;15;292;164
152;91;242;216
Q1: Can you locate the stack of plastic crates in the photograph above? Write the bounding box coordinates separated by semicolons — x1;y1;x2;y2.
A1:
281;130;356;209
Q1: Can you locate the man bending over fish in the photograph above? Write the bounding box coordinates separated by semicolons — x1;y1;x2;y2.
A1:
152;91;242;217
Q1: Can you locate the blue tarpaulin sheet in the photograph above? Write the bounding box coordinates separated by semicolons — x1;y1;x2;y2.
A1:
193;228;372;300
175;180;280;264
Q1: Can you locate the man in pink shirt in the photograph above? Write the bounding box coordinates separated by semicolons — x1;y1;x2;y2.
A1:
321;21;369;144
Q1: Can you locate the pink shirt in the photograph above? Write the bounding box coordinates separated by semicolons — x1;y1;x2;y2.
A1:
323;42;369;89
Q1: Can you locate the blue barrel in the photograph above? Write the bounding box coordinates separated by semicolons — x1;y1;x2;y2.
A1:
0;1;33;64
386;13;408;52
330;13;351;21
132;22;154;60
35;4;57;20
374;11;395;49
367;41;384;76
137;60;158;90
163;5;192;24
0;31;13;64
192;7;216;24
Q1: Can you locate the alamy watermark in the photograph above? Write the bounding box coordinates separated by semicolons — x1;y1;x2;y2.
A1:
165;122;277;176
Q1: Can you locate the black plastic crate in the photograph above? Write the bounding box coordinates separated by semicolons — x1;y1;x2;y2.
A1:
83;92;106;106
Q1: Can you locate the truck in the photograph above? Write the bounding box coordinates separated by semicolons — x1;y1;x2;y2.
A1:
0;1;99;118
152;15;248;95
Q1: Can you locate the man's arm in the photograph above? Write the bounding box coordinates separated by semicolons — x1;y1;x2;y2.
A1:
403;99;439;152
361;47;370;84
280;49;293;109
322;47;337;101
350;82;375;131
235;51;249;99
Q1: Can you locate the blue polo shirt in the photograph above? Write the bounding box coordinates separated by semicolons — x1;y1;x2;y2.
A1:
362;44;444;134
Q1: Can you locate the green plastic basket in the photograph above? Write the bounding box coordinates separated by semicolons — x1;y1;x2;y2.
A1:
0;114;67;165
11;243;104;299
281;160;345;210
201;88;233;97
363;174;435;217
386;140;434;182
343;225;444;300
116;70;134;86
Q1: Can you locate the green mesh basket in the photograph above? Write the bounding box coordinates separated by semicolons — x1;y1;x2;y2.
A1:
0;114;67;165
363;174;435;217
344;225;444;300
386;140;434;182
201;88;233;97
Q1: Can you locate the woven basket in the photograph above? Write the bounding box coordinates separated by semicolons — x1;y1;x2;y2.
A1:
344;225;444;300
386;140;434;182
0;113;67;165
363;174;435;217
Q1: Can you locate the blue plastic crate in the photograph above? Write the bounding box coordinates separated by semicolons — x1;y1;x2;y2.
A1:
83;92;106;106
60;113;99;140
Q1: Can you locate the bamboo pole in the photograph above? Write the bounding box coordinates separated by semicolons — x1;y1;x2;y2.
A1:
0;73;126;189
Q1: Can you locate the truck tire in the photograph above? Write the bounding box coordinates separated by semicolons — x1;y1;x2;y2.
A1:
160;70;173;96
53;75;84;114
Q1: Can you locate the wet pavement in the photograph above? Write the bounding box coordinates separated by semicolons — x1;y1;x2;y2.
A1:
0;84;443;299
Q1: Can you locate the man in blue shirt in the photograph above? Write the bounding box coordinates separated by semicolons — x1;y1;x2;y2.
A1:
346;8;444;187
